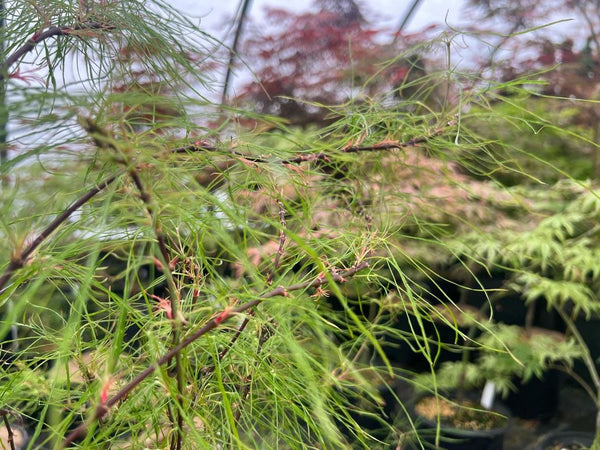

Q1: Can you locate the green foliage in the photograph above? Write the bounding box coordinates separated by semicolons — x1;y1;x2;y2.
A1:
462;94;597;185
2;1;600;448
450;178;600;317
477;325;582;396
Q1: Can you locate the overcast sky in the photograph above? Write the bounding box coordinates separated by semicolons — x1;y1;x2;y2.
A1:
183;0;467;36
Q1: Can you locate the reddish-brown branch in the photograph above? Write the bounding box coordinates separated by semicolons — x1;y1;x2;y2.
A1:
0;173;120;294
266;199;287;285
0;409;16;450
128;168;184;450
215;315;251;364
212;198;287;367
229;201;288;418
61;259;370;447
128;170;172;269
232;318;275;422
170;121;453;166
4;22;115;77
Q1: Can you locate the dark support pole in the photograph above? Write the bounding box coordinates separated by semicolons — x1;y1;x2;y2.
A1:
392;0;424;44
221;0;252;105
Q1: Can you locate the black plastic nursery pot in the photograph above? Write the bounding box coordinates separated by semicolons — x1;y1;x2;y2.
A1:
409;393;510;450
338;379;407;444
505;370;561;421
572;316;600;386
534;431;595;450
383;304;483;372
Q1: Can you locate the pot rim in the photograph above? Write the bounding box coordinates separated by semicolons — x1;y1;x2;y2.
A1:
536;430;595;448
412;391;511;437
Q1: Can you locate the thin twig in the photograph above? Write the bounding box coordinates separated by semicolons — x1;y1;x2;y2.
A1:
394;0;423;42
80;116;187;448
557;307;600;431
215;316;251;364
170;122;453;166
233;318;276;422
1;411;15;450
575;3;600;59
128;170;180;314
266;198;287;286
61;260;370;447
208;197;287;369
558;308;600;392
0;172;121;294
230;199;287;421
3;22;115;76
80;119;187;447
128;169;185;450
549;362;596;405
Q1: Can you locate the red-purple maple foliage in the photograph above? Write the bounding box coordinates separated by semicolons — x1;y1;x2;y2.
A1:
235;3;432;125
235;0;600;126
466;0;600;98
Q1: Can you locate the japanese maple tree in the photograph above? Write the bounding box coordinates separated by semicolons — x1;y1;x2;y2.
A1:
234;0;436;125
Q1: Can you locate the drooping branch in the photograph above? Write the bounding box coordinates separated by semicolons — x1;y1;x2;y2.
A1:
0;21;114;174
128;168;185;450
230;198;286;421
266;198;287;286
81;114;187;448
0;172;121;294
79;119;184;327
3;22;115;77
171;120;454;166
210;196;287;367
61;259;370;447
128;169;180;315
